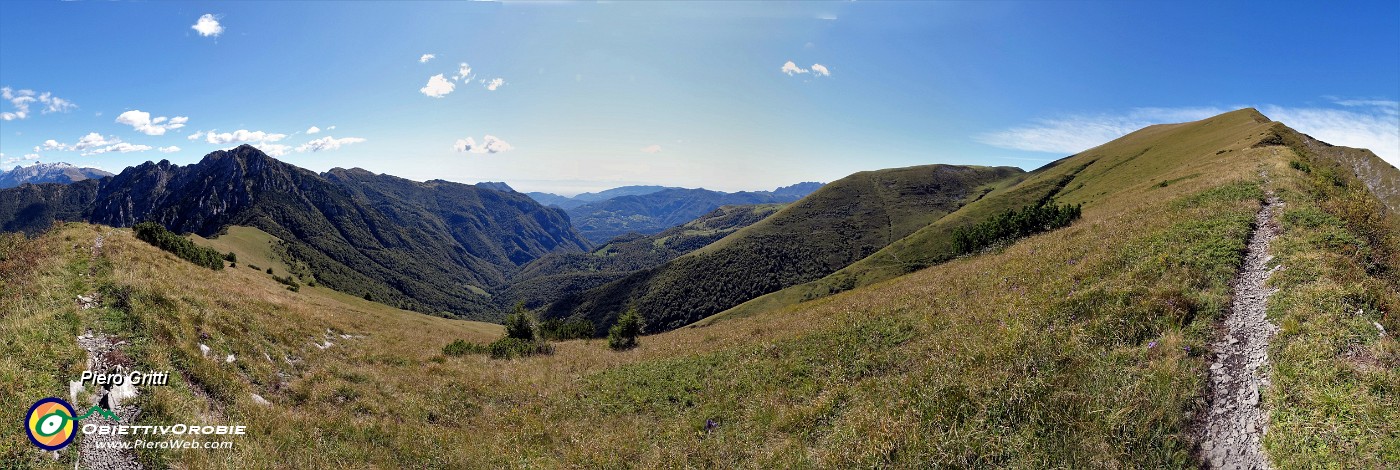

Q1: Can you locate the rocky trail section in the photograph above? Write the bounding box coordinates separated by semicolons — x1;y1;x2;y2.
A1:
74;232;142;470
1198;194;1283;469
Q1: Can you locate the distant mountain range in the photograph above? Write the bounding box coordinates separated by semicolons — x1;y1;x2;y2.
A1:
0;162;112;188
557;182;824;243
526;185;679;209
0;145;589;320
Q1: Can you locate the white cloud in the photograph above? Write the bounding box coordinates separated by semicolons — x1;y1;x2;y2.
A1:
1;87;77;120
24;153;40;160
296;136;366;152
976;103;1400;166
452;63;473;82
485;78;505;91
420;74;456;98
255;144;292;157
419;54;436;63
62;133;153;156
453;135;513;154
781;61;808;76
188;131;205;141
974;107;1230;154
203;129;288;145
810;63;831;77
192;14;223;37
306;126;321;134
158;146;181;153
115;110;188;135
640;144;662;154
40;139;66;151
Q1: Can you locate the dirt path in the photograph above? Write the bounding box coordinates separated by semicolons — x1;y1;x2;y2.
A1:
1198;194;1283;469
76;232;142;470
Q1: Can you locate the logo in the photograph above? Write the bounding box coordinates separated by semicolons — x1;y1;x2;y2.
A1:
25;398;77;451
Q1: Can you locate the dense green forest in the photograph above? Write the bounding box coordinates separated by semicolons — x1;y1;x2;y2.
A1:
132;221;227;270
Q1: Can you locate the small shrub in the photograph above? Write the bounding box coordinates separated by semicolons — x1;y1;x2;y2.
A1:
608;308;644;351
540;318;595;341
504;304;536;340
266;267;274;274
442;339;487;357
488;337;552;359
223;252;237;263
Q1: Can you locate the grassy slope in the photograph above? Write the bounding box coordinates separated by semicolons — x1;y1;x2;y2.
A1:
0;224;502;468
189;226;290;276
1;109;1392;468
550;164;1024;332
1260;129;1399;467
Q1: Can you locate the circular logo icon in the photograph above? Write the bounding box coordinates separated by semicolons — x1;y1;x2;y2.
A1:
26;397;77;451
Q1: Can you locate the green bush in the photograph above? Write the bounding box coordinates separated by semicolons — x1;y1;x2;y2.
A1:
442;339;487;357
223;251;237;263
504;304;536;340
608;308;644;350
132;221;225;271
540;318;595;341
488;337;552;359
951;200;1082;255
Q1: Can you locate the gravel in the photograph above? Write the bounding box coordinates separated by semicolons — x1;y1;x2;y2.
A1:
1198;194;1283;470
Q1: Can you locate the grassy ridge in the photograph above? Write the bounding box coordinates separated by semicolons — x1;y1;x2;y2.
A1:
1261;134;1400;467
705;109;1272;324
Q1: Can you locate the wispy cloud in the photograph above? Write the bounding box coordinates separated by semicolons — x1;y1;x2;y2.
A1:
419;54;436;63
158;146;181;154
485;78;505;91
1;87;77;120
201;129;288;145
453;135;513;154
191;14;223;38
976;102;1400;166
811;64;830;77
975;107;1227;154
115;110;188;136
42;132;153;156
781;61;808;76
306;126;321;134
1260;102;1399;165
420;74;456;98
297;136;366;152
640;144;662;154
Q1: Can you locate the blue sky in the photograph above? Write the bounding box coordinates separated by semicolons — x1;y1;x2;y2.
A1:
1;1;1396;195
